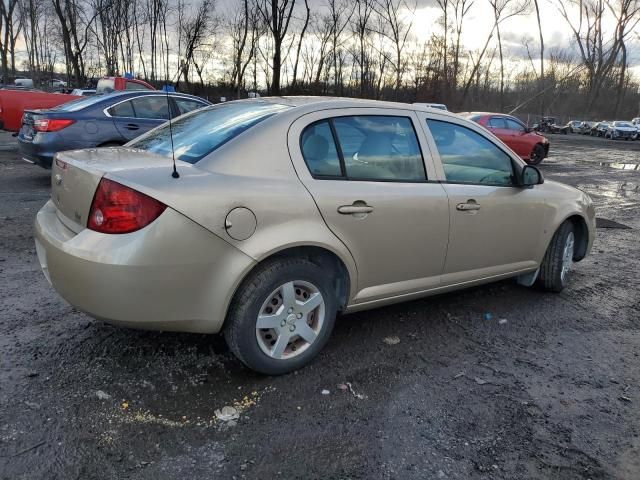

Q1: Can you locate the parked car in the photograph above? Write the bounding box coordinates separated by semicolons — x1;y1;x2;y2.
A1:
70;89;96;96
96;76;154;94
413;102;448;111
49;79;67;89
578;121;595;135
18;91;210;168
34;97;595;374
631;117;640;139
533;117;569;134
566;120;582;133
591;121;610;137
604;121;637;140
14;78;34;88
462;112;549;165
0;89;79;131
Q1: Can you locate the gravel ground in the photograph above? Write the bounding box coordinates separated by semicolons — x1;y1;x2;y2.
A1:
0;132;639;480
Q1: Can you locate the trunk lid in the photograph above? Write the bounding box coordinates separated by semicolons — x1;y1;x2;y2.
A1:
51;147;186;233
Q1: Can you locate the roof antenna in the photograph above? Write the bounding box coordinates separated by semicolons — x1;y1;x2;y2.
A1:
164;79;179;179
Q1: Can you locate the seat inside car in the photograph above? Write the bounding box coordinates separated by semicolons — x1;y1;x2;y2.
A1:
302;133;338;176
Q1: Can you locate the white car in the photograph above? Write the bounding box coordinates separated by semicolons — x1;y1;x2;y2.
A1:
413;102;448;111
70;89;96;96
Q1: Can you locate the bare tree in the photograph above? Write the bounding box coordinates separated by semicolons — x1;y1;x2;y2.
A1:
375;0;415;97
257;0;296;95
488;0;529;110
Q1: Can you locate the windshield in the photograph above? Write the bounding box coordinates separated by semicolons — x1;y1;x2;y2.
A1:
49;94;110;112
128;102;291;164
614;122;633;128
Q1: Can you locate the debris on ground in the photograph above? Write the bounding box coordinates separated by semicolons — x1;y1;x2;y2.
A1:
619;396;632;403
215;406;240;422
483;313;493;321
453;372;465;379
383;336;400;345
474;377;488;385
345;382;366;400
498;318;508;325
95;390;112;400
337;383;348;391
321;389;330;395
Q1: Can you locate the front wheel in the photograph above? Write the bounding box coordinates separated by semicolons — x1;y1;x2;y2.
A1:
224;258;337;375
529;144;545;165
537;222;575;292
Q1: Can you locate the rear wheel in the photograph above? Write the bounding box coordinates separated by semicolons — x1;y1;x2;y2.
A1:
224;257;337;375
529;144;545;165
537;222;575;292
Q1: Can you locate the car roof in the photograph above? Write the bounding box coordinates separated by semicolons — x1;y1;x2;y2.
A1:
228;96;463;120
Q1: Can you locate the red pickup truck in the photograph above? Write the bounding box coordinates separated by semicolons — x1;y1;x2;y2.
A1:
0;90;78;132
0;76;155;132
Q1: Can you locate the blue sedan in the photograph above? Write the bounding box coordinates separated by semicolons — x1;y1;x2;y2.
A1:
18;91;211;168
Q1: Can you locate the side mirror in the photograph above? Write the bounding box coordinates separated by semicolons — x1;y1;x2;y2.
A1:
521;165;544;187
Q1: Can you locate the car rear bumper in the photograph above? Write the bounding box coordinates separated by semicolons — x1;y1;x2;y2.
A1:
34;200;256;333
18;136;54;168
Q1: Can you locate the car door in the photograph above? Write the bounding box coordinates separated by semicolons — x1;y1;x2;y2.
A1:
418;114;548;283
287;108;450;304
504;117;529;157
108;95;170;141
486;116;511;143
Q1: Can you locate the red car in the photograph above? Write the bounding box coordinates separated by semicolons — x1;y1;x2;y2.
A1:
462;112;550;165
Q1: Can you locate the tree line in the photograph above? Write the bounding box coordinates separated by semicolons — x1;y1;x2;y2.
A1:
1;0;639;119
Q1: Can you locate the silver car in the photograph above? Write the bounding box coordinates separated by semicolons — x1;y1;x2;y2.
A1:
34;98;596;374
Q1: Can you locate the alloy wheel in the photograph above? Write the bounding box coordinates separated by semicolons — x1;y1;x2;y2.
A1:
255;280;325;360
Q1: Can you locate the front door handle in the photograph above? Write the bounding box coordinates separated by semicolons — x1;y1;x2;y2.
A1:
126;123;140;131
337;203;374;215
456;200;481;211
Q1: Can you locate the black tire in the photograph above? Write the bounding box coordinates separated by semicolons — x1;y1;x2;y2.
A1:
537;221;575;292
529;144;545;165
224;257;337;375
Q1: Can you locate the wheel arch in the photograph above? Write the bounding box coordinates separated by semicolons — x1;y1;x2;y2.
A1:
563;214;589;261
223;244;355;331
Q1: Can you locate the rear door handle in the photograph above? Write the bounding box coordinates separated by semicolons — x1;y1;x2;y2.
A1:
337;204;374;215
126;123;140;130
456;201;481;211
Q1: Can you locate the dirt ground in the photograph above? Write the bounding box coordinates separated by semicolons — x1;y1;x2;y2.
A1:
1;132;639;480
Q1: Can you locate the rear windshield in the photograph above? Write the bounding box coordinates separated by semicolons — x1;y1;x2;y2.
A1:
49;94;110;112
128;102;291;164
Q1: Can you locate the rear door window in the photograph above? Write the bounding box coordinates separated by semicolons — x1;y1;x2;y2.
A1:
426;119;514;186
108;100;135;118
130;96;170;120
300;115;426;182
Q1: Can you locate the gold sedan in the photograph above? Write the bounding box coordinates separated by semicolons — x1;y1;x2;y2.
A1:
34;98;595;374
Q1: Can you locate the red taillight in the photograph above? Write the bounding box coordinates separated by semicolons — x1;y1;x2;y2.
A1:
87;178;167;234
33;118;75;132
